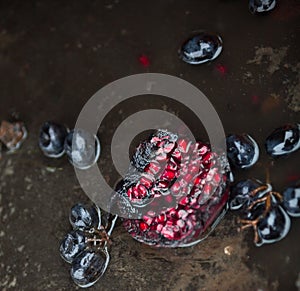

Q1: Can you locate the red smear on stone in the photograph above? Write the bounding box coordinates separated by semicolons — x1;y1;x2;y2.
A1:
139;54;150;67
251;95;259;105
286;174;300;183
215;64;227;75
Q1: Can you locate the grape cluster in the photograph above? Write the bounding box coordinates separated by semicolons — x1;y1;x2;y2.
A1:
230;179;299;246
60;203;117;288
227;123;300;246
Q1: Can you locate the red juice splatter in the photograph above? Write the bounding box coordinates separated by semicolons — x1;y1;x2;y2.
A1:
251;95;259;105
215;64;227;75
286;174;300;183
139;54;150;67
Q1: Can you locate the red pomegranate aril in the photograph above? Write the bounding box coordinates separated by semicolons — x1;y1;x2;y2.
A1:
139;222;149;231
168;208;177;218
161;226;175;240
145;161;161;175
161;169;175;180
132;186;140;198
199;171;208;180
189;197;198;206
157;140;166;148
127;187;133;198
178;209;188;219
157;224;163;232
194;176;202;186
137;184;148;198
171;181;181;193
172;148;181;160
157;180;169;188
202;152;212;164
203;183;212;195
189;165;199;174
166;161;178;171
149;224;158;231
177;219;185;228
198;144;209;155
143;215;153;225
213;173;222;184
178;139;188;152
155;213;166;223
183;173;193;183
151;136;161;143
140;175;153;188
179;196;189;206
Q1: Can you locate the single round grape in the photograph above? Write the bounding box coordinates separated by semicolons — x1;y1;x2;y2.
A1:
69;203;101;230
256;205;291;246
179;32;223;65
64;129;101;170
249;0;276;14
265;123;300;157
70;249;109;288
60;230;86;263
226;133;259;169
39;121;68;158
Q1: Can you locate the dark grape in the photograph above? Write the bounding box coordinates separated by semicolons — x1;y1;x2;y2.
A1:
60;230;86;263
70;249;109;288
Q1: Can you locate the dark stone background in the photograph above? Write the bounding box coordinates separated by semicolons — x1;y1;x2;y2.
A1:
0;0;299;290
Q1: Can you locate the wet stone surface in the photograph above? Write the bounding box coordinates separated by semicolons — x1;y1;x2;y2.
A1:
0;0;300;290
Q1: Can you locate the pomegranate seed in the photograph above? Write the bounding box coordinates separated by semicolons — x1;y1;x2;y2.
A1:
145;161;161;175
177;219;185;228
143;215;153;225
172;148;181;160
137;184;148;198
171;181;180;193
178;209;188;219
127;187;133;198
157;180;169;188
183;173;193;183
157;224;163;232
178;139;187;152
194;176;201;186
202;152;212;164
155;213;166;223
179;196;189;206
161;169;175;180
203;183;212;195
140;175;153;188
161;226;174;239
166;161;177;171
139;221;149;231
